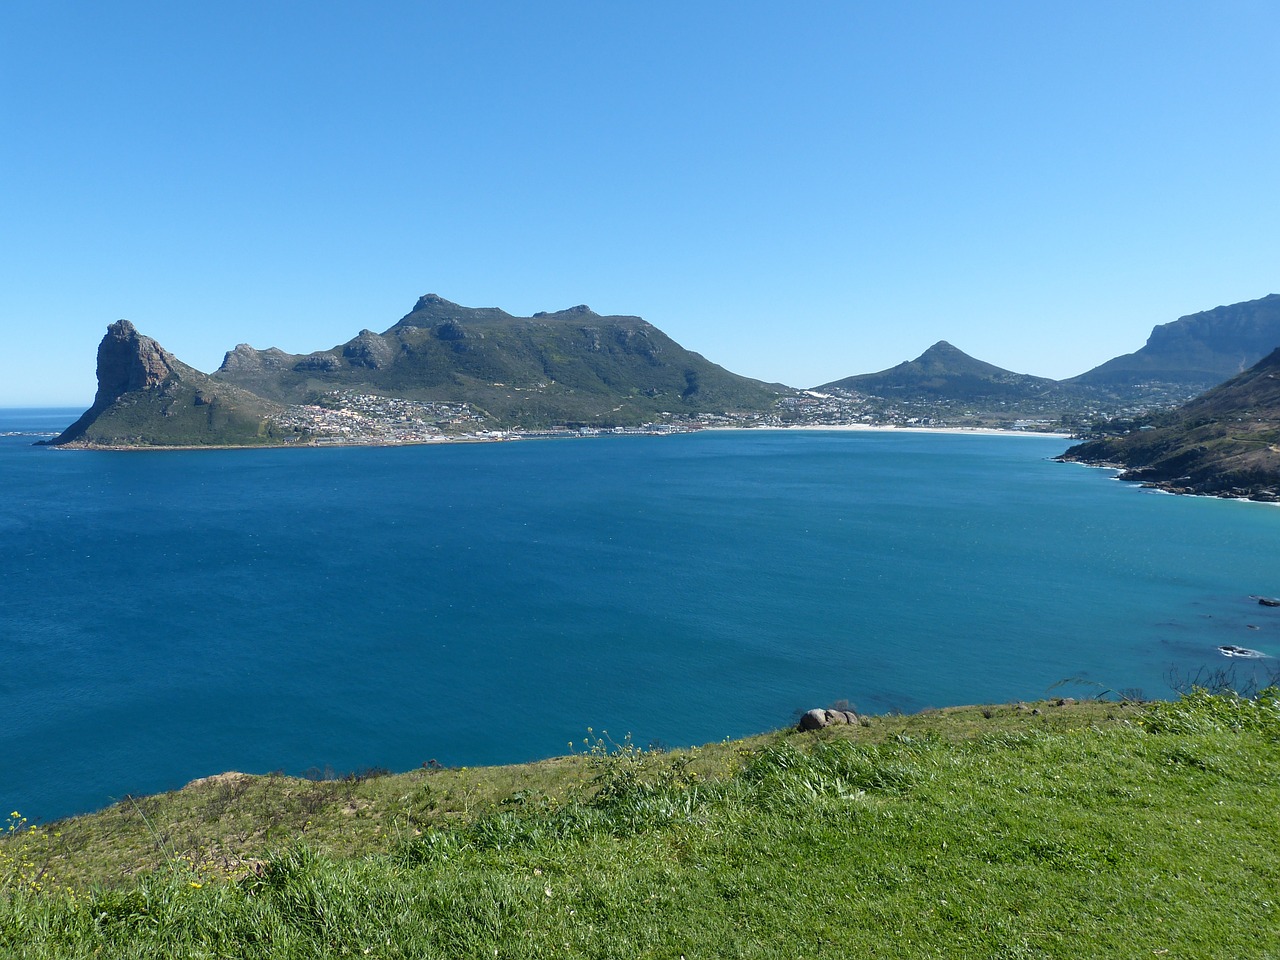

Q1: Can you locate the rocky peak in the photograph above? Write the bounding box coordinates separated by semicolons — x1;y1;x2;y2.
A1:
218;343;291;373
533;304;599;320
93;319;179;404
918;340;963;360
412;293;456;312
342;329;394;368
219;343;262;372
45;320;187;445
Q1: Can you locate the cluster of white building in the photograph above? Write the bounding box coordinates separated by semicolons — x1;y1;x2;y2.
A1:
270;392;481;444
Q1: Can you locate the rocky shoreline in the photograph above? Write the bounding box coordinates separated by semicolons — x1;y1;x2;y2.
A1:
1055;453;1280;503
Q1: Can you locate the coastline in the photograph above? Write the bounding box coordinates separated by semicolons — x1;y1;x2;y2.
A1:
1056;453;1280;505
42;423;1074;451
707;423;1073;440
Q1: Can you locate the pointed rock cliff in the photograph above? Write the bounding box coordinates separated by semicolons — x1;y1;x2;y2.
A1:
49;321;282;447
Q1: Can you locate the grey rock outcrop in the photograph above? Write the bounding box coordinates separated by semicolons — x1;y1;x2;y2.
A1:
48;320;180;444
47;320;283;447
342;330;395;368
797;707;860;731
218;344;293;373
798;709;829;731
93;319;178;399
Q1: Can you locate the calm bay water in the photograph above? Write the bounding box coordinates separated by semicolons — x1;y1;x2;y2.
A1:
3;408;1278;821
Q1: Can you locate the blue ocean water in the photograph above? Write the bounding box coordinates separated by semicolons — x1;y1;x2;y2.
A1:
2;408;1278;821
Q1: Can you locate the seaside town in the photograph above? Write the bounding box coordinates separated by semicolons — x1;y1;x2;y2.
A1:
267;391;699;444
266;389;1075;446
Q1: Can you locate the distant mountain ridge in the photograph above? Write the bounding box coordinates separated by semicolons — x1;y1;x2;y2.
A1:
1069;293;1280;394
814;294;1280;411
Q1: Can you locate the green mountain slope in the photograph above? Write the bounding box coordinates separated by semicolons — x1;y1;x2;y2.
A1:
817;341;1056;402
215;294;784;427
1061;346;1280;499
47;321;283;447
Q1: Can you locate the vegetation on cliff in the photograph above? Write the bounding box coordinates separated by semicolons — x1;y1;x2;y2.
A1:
3;693;1278;958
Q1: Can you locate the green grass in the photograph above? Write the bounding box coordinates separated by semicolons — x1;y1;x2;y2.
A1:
3;695;1278;958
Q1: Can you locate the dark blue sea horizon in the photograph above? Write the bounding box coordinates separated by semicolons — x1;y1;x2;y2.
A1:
2;408;1277;822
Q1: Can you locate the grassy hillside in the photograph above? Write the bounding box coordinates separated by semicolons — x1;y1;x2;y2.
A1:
3;693;1278;958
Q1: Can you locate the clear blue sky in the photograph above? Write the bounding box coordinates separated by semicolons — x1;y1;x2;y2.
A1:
2;1;1277;406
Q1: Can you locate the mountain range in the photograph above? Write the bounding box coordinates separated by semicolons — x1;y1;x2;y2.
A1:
211;294;783;428
816;293;1280;409
49;296;785;445
47;291;1280;450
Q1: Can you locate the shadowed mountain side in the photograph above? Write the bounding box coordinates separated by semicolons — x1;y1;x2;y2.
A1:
1060;347;1280;500
1069;293;1280;394
214;294;785;428
47;321;283;447
816;341;1057;403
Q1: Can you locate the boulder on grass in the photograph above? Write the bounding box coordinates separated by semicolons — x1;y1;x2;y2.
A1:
798;708;829;731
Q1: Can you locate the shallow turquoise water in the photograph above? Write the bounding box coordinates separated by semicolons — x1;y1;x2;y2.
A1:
2;410;1277;820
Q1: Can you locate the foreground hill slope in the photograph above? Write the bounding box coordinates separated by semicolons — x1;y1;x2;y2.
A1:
1070;292;1280;396
1061;347;1280;499
215;294;785;427
47;320;283;447
3;694;1277;958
